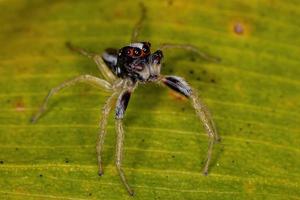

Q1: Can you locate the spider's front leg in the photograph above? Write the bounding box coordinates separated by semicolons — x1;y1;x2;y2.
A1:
66;42;117;83
114;89;134;195
31;75;112;123
96;91;118;176
131;2;147;43
161;75;220;175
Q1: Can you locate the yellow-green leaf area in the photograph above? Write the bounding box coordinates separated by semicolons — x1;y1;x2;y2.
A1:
0;0;300;199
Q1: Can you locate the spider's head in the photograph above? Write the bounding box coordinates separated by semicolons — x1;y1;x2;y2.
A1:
116;42;163;82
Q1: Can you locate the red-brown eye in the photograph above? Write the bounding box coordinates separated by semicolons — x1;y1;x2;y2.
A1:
126;49;132;55
133;48;141;56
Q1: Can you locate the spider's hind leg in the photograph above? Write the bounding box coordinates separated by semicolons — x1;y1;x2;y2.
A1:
161;75;220;175
159;43;221;63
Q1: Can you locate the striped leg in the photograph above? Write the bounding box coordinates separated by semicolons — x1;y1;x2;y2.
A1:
161;75;220;175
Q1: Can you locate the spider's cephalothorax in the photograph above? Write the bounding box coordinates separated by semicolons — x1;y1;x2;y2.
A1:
32;3;221;196
102;42;163;82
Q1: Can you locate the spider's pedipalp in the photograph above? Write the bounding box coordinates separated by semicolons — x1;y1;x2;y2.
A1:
161;75;220;174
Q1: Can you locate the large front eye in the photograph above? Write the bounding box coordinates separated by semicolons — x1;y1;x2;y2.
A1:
133;48;141;56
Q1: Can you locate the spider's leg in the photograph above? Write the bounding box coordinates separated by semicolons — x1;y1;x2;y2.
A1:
66;42;117;83
161;75;220;175
66;42;95;59
131;2;147;43
96;91;118;176
159;43;221;63
31;75;112;123
115;89;134;195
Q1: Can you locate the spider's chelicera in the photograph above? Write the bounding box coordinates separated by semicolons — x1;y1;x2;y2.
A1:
31;4;221;196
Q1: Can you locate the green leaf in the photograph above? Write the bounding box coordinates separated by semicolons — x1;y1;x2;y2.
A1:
1;0;300;199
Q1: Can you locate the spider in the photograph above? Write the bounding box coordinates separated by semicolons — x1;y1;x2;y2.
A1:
31;3;221;196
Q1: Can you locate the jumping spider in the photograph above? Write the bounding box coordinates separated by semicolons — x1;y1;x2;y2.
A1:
31;4;221;196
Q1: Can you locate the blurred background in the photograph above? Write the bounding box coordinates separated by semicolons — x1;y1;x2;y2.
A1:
0;0;300;199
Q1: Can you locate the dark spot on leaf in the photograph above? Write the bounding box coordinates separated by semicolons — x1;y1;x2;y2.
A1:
141;139;145;142
39;174;43;177
247;123;251;127
239;127;243;131
202;70;207;75
167;0;173;6
15;148;19;151
168;68;174;73
210;78;216;83
190;56;196;62
171;155;175;158
232;160;235;163
0;160;4;164
65;159;69;163
181;107;185;112
189;70;194;75
196;77;201;81
14;98;26;112
234;23;244;35
89;193;92;196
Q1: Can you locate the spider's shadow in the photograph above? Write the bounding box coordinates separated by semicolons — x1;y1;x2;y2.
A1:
123;83;165;181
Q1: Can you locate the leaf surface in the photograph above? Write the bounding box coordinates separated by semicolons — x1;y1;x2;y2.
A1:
0;0;300;199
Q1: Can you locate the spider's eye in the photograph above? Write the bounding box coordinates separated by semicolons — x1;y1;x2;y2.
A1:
142;47;149;53
142;43;150;54
133;48;141;56
126;49;132;55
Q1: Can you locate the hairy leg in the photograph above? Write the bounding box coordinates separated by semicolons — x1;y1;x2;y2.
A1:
31;75;112;123
115;119;134;195
189;91;220;174
161;75;220;175
96;91;118;176
66;42;117;83
131;3;147;43
114;89;134;195
159;43;221;63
